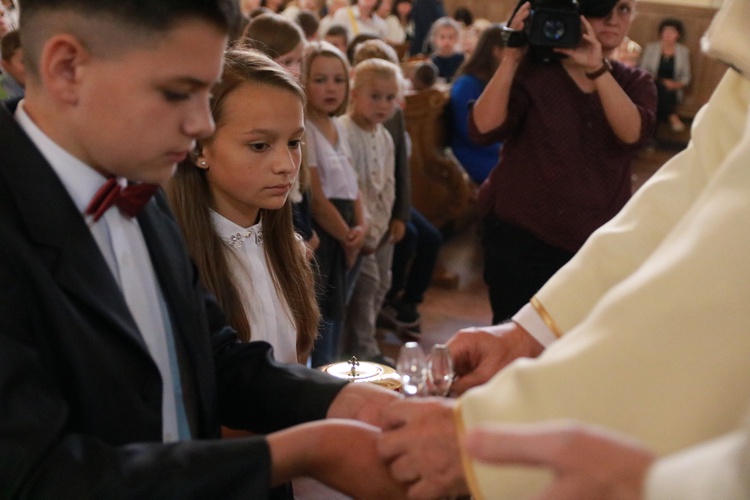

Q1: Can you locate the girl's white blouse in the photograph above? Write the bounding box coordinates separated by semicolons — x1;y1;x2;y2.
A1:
211;211;298;364
305;118;359;200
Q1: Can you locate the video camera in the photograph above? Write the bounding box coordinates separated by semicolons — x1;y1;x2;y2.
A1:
502;0;619;60
526;0;581;49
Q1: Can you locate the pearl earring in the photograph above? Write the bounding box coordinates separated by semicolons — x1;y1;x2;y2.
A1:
199;161;208;167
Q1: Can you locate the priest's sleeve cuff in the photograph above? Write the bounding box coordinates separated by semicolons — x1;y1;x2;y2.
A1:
512;300;561;348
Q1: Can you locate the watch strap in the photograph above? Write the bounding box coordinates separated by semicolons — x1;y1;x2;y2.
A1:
585;58;612;80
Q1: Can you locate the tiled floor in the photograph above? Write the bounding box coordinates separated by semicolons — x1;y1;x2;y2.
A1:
379;130;689;361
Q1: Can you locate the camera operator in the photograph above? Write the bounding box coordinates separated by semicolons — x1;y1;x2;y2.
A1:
471;0;656;323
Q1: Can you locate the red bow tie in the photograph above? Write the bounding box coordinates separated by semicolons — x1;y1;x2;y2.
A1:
85;178;159;222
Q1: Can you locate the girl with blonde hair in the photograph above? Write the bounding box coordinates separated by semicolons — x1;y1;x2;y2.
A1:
301;41;367;366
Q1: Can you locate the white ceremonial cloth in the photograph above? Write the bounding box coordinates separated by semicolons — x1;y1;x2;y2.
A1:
459;62;750;500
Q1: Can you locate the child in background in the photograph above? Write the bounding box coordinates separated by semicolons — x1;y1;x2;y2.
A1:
241;12;320;262
317;0;349;39
302;41;367;367
350;41;409;243
323;23;348;54
428;16;464;82
165;49;319;365
410;59;438;90
242;12;306;78
352;41;439;339
295;9;320;41
340;58;401;366
0;29;24;100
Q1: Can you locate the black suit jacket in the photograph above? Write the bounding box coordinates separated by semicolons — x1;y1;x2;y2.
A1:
0;104;346;498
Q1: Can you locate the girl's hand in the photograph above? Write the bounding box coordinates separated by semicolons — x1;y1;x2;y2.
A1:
341;225;365;269
554;16;603;72
345;225;366;251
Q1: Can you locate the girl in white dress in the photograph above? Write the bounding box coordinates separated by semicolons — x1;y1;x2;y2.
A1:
166;49;318;365
302;41;367;367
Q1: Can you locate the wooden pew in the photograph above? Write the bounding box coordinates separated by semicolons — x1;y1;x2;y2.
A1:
403;87;476;231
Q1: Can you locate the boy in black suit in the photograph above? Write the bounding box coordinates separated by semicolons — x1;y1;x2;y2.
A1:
0;0;403;498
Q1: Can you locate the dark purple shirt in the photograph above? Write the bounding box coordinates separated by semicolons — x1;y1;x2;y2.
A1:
471;57;656;252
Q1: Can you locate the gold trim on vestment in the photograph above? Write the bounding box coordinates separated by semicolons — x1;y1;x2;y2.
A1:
530;296;563;338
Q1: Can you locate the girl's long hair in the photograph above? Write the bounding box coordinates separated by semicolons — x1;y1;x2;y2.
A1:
455;23;504;82
165;48;319;360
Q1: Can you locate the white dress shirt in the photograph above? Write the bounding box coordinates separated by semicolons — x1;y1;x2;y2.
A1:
15;102;190;442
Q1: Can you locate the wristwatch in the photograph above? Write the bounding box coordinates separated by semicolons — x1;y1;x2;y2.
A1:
585;58;613;80
500;26;528;48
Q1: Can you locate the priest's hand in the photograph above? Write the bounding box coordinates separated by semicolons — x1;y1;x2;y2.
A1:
464;420;656;500
378;397;469;499
446;321;544;396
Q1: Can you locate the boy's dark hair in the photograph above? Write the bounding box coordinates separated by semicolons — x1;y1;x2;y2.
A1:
21;0;239;32
19;0;238;33
19;0;238;77
296;9;320;39
1;30;21;61
413;60;438;89
325;23;348;40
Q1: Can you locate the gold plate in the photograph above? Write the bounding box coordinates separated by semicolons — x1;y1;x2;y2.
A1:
319;358;401;391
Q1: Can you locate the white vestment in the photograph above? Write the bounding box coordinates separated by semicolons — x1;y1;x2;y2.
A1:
459;0;750;496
